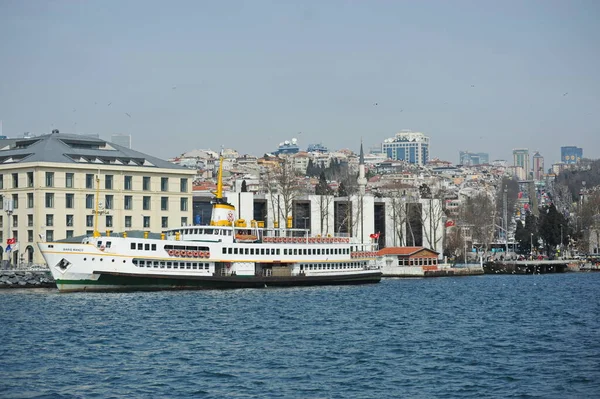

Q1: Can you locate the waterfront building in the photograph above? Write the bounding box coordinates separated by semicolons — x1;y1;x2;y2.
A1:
0;130;195;266
459;151;489;166
512;148;530;181
306;143;328;153
110;134;132;149
381;130;430;166
561;146;583;164
532;152;544;181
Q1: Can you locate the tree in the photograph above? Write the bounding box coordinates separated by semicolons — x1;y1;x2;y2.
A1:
337;181;348;197
419;183;432;199
315;172;333;196
241;180;248;192
260;158;302;228
538;203;567;254
460;192;495;253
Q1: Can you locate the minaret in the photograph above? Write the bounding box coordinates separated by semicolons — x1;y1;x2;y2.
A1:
357;140;367;195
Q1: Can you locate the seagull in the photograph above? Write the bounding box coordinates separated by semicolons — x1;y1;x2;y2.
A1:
125;113;131;118
373;102;379;106
72;108;76;112
471;84;475;88
172;86;177;90
563;92;568;96
108;102;112;106
399;109;403;112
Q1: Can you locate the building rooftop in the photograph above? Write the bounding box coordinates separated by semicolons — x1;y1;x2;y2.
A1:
0;130;185;170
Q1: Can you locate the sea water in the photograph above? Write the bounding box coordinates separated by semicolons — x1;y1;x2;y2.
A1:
1;274;599;398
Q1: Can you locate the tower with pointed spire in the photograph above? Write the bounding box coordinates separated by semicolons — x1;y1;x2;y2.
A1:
357;140;367;195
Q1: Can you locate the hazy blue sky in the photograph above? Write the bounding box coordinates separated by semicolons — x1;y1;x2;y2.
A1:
1;0;598;165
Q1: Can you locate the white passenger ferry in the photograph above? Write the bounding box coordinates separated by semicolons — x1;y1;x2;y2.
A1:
38;158;381;292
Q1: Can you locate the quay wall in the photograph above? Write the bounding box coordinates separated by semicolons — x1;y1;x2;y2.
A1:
0;270;55;288
382;264;484;278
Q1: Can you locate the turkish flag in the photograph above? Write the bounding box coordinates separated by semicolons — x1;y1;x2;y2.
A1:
445;220;456;227
370;232;380;239
6;238;16;245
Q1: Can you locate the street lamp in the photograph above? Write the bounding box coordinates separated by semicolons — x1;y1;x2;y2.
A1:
530;232;534;256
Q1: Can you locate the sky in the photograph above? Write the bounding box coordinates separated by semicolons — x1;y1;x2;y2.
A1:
1;0;599;166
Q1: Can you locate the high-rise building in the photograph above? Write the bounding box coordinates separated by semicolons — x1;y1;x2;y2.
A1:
560;146;583;164
111;134;132;149
513;148;530;181
459;151;489;165
532;151;544;181
382;130;429;166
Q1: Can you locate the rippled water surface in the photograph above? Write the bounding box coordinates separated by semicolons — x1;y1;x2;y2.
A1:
1;274;599;398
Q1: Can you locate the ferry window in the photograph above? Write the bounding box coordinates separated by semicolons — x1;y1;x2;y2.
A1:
271;249;275;255
276;249;280;255
192;264;197;269
284;249;288;255
133;259;137;266
145;244;150;251
187;262;191;268
151;244;156;251
160;262;165;268
234;248;238;255
97;241;103;247
154;261;159;268
137;243;143;250
293;249;297;255
205;264;209;270
106;242;112;248
244;248;249;255
167;263;172;269
250;248;254;255
227;248;231;254
222;248;226;254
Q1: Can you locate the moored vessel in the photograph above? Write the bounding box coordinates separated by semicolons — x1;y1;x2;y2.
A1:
38;155;381;292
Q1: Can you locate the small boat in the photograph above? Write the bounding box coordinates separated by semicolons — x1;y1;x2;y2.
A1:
38;155;381;292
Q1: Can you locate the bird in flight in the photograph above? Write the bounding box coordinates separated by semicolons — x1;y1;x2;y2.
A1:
563;92;568;96
108;102;112;106
471;84;475;88
125;113;131;118
373;102;379;106
172;86;177;90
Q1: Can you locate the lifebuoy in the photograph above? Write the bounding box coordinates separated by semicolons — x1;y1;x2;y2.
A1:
193;251;199;257
168;249;174;256
204;252;210;258
174;250;180;256
99;245;105;251
187;250;193;257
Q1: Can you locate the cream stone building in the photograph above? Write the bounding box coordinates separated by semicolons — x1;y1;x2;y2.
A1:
0;131;195;266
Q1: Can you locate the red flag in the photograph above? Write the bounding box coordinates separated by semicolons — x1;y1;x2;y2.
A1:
7;238;16;245
445;220;455;227
370;232;380;239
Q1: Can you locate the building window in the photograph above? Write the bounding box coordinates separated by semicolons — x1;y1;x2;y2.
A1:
12;194;18;209
105;175;113;189
86;194;94;209
105;195;114;210
46;214;54;227
106;215;113;228
161;177;168;192
12;173;18;188
86;230;94;236
46;230;54;242
12;215;18;227
180;178;188;193
86;215;94;227
143;216;150;228
45;193;54;208
180;197;188;212
86;174;94;189
0;215;2;228
0;174;3;189
124;175;133;190
66;230;74;239
66;173;74;188
45;172;54;187
27;193;34;208
12;230;18;242
181;217;188;226
66;214;74;227
28;214;33;227
124;195;133;210
66;193;74;208
143;196;151;211
161;197;169;211
27;172;33;187
143;176;151;191
162;216;168;228
125;216;132;228
28;230;33;242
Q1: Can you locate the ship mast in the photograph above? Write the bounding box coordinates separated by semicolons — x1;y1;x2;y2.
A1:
93;174;100;238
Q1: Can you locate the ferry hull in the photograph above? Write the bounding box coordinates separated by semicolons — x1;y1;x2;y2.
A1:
54;271;382;292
